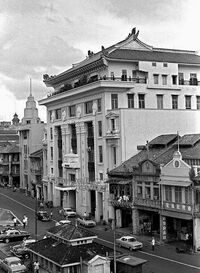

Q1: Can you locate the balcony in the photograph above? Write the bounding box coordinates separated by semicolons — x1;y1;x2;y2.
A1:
163;201;192;213
55;177;76;191
105;129;120;139
179;78;200;86
47;76;147;98
110;195;133;208
133;197;160;209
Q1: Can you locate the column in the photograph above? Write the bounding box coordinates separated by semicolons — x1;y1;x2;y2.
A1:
132;208;139;234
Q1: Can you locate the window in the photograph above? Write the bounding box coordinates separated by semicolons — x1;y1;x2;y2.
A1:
50;128;53;140
172;95;178;109
111;94;118;109
163;63;168;67
185;95;191;109
85;101;93;114
111;119;115;131
127;94;134;108
98;121;102;137
99;146;103;163
69;173;76;182
138;94;145;109
51;168;53;174
153;74;159;84
175;186;182;203
113;146;117;165
165;186;172;201
69;105;76;117
24;145;28;155
197;96;200;109
153;188;159;199
178;73;184;85
152;62;156;67
162;75;167;85
23;131;27;139
99;172;103;181
111;72;115;80
97;99;102;112
185;187;191;204
121;70;127;81
26;120;31;124
157;94;163;109
172;75;177;85
55;109;61;119
145;186;150;198
137;186;142;196
50;147;53;160
190;73;198;85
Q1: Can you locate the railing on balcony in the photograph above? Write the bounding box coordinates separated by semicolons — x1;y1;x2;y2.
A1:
48;76;147;97
163;201;192;213
109;195;133;208
105;129;120;138
133;197;160;208
179;78;200;86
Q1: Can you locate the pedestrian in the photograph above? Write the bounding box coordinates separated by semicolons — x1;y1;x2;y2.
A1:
33;260;40;273
84;212;86;218
13;217;17;228
22;216;26;229
151;236;155;251
24;215;28;227
50;210;53;220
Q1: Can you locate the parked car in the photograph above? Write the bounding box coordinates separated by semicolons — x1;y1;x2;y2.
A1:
55;219;71;226
0;228;30;243
36;210;50;221
59;208;76;217
116;236;143;250
0;256;26;272
77;216;96;227
10;238;36;259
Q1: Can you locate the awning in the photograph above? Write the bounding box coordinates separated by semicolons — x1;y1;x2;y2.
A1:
159;180;192;187
161;210;192;220
55;186;76;191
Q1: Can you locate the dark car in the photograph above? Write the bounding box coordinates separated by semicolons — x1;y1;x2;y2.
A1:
0;228;30;243
36;210;50;221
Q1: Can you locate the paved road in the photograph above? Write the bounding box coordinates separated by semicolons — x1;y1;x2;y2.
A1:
0;188;200;273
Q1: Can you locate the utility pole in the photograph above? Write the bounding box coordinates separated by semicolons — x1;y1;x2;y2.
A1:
113;210;116;273
35;195;38;241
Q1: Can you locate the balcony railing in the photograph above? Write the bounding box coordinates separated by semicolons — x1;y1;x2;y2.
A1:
48;76;147;97
179;78;200;86
133;197;160;209
105;129;120;139
163;201;192;213
109;195;133;208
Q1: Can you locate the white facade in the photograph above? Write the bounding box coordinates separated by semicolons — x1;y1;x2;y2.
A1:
39;28;200;221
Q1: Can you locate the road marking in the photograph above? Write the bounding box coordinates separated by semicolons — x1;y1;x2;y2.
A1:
0;193;35;212
97;238;200;270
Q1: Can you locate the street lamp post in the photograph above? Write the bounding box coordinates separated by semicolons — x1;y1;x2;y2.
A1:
35;196;38;241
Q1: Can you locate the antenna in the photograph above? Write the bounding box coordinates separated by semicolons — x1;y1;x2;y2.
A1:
30;78;32;96
177;131;179;152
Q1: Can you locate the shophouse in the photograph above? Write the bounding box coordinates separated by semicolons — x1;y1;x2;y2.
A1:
19;91;45;196
0;144;20;188
108;133;200;251
39;28;200;222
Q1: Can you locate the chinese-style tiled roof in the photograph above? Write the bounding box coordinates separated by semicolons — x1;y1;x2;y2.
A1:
29;149;43;158
28;237;115;266
107;49;200;64
173;134;200;146
149;134;177;147
0;144;19;154
109;134;200;176
47;223;97;241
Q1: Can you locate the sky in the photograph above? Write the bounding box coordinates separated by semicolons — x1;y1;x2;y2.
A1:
1;0;200;122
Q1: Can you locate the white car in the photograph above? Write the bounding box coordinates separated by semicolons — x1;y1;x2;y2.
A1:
55;219;71;226
77;216;96;227
0;256;26;273
116;236;143;250
59;208;76;217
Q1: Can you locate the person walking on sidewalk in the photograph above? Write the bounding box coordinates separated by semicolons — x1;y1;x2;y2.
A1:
22;216;26;229
151;236;155;251
33;260;40;273
13;217;17;228
50;210;53;220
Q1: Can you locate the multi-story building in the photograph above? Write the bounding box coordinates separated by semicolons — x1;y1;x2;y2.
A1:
0;144;20;188
39;28;200;221
108;134;200;251
19;91;45;196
